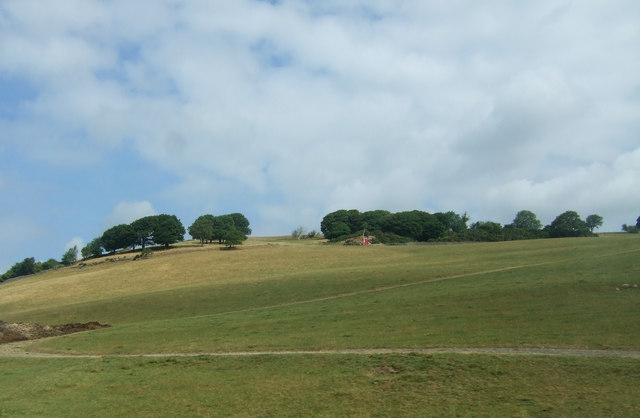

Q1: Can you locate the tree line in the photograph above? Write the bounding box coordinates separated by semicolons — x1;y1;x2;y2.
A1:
1;212;251;283
320;209;606;243
621;216;640;233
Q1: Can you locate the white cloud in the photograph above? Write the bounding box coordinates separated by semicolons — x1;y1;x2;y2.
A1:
1;0;639;244
102;201;157;229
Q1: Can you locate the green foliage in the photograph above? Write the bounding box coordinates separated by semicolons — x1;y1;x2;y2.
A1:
435;211;469;233
586;214;604;232
130;216;158;249
229;213;252;236
621;215;640;233
188;215;215;244
1;257;37;281
189;213;251;245
322;209;449;242
546;211;592;238
466;221;504;241
153;214;186;248
361;210;391;231
320;209;365;239
81;238;103;259
328;221;351;240
61;246;78;266
510;210;542;230
41;258;61;271
101;224;136;254
211;215;235;244
222;229;247;248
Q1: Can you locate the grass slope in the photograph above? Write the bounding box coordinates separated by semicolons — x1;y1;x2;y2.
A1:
1;234;639;416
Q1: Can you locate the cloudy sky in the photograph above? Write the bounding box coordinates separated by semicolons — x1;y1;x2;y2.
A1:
1;0;639;271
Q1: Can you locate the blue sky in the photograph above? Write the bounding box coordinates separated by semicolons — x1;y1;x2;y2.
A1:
1;0;639;272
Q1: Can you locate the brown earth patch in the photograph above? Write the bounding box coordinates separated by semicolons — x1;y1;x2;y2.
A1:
0;321;110;344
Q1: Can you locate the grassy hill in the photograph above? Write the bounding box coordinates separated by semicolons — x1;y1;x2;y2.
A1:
1;234;639;416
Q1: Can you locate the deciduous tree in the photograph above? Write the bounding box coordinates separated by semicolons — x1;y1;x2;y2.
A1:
153;214;185;248
511;210;542;230
189;215;215;244
546;211;591;238
101;224;136;254
81;238;103;259
585;214;603;232
61;246;78;266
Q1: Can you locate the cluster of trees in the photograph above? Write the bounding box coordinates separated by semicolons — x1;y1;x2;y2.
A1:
188;213;251;247
291;226;318;239
81;214;186;259
1;257;61;282
1;245;79;282
621;216;640;233
320;209;468;243
321;209;605;243
2;212;252;283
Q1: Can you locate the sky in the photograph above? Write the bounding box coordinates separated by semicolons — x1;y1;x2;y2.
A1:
1;0;639;272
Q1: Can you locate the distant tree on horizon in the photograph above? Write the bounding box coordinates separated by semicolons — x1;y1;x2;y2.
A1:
585;214;604;233
510;210;543;231
153;214;186;248
101;224;136;254
61;246;78;266
546;211;592;238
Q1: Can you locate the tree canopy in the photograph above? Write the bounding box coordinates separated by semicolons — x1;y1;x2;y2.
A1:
546;211;592;238
101;224;136;254
510;210;542;230
153;214;186;248
585;214;604;232
188;213;251;246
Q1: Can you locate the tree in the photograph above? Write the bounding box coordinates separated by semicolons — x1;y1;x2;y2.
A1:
153;214;185;248
222;229;247;248
636;215;640;229
101;224;136;254
189;215;215;244
435;211;469;233
228;213;252;236
320;209;363;239
61;246;78;266
291;226;306;239
511;210;542;230
212;215;236;244
81;238;103;259
328;221;350;239
361;210;392;232
130;216;158;249
546;211;592;238
467;221;503;241
585;214;604;233
622;224;638;233
41;258;61;270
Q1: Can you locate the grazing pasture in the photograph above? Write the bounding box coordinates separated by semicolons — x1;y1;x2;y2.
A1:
1;234;639;416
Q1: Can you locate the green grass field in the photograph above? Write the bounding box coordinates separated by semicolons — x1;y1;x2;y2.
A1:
1;234;639;416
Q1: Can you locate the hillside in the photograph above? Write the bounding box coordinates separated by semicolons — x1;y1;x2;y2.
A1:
1;234;639;416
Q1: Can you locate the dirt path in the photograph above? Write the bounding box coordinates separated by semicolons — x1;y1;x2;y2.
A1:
2;341;639;359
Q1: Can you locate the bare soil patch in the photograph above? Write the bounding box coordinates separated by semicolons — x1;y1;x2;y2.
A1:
0;321;110;344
